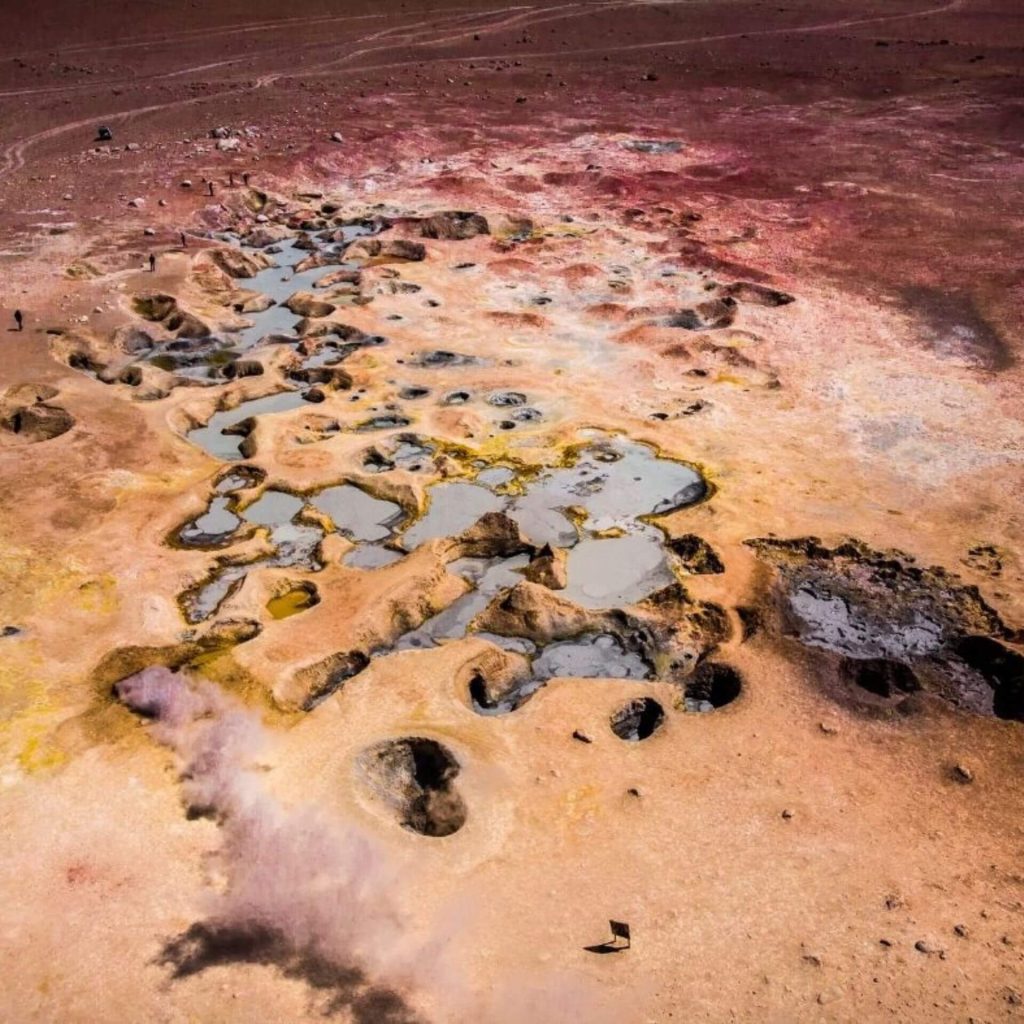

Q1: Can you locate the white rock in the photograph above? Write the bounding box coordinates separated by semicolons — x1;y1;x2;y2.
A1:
330;132;344;143
128;197;145;208
144;227;155;236
216;137;240;152
181;180;193;188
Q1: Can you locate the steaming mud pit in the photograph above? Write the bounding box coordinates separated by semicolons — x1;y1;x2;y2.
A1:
1;1;1023;1019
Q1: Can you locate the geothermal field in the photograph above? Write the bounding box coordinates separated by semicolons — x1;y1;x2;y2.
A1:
0;0;1022;1020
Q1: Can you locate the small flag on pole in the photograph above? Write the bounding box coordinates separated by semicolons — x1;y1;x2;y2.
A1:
609;920;631;947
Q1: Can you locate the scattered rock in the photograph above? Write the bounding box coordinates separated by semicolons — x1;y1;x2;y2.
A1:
951;761;974;784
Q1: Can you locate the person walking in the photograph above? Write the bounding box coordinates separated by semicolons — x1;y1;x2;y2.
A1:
180;231;187;248
208;181;215;197
13;309;23;331
148;253;156;273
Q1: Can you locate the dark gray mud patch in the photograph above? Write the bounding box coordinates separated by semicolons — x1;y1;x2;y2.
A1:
666;534;725;575
901;286;1011;371
410;350;479;368
749;536;1020;719
488;391;527;407
840;657;919;701
158;922;422;1023
610;697;665;740
355;414;411;432
683;662;742;712
621;140;683;155
665;298;737;331
953;636;1024;721
357;737;466;837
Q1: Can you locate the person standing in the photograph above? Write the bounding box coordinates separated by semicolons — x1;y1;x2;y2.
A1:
148;254;156;273
13;309;23;331
180;231;187;248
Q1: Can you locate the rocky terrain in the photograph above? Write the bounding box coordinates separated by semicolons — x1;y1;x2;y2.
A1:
0;1;1022;1021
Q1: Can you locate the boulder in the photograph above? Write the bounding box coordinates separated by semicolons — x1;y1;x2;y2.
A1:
418;211;490;240
203;247;274;279
456;512;534;559
283;292;336;318
245;224;290;248
471;581;594;645
346;238;426;263
521;544;568;589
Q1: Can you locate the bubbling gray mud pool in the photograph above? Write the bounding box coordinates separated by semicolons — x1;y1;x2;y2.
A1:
402;435;706;607
187;389;309;461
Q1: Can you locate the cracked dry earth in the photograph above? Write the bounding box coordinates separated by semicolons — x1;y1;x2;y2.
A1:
1;3;1024;1022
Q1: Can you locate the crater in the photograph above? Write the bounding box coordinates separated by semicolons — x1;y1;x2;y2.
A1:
610;697;665;741
683;662;742;711
357;737;467;837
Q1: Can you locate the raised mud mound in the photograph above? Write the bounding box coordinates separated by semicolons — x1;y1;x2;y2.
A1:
357;737;467;837
749;536;1023;719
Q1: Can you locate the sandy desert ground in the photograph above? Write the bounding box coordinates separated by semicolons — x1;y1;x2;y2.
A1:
0;1;1022;1021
